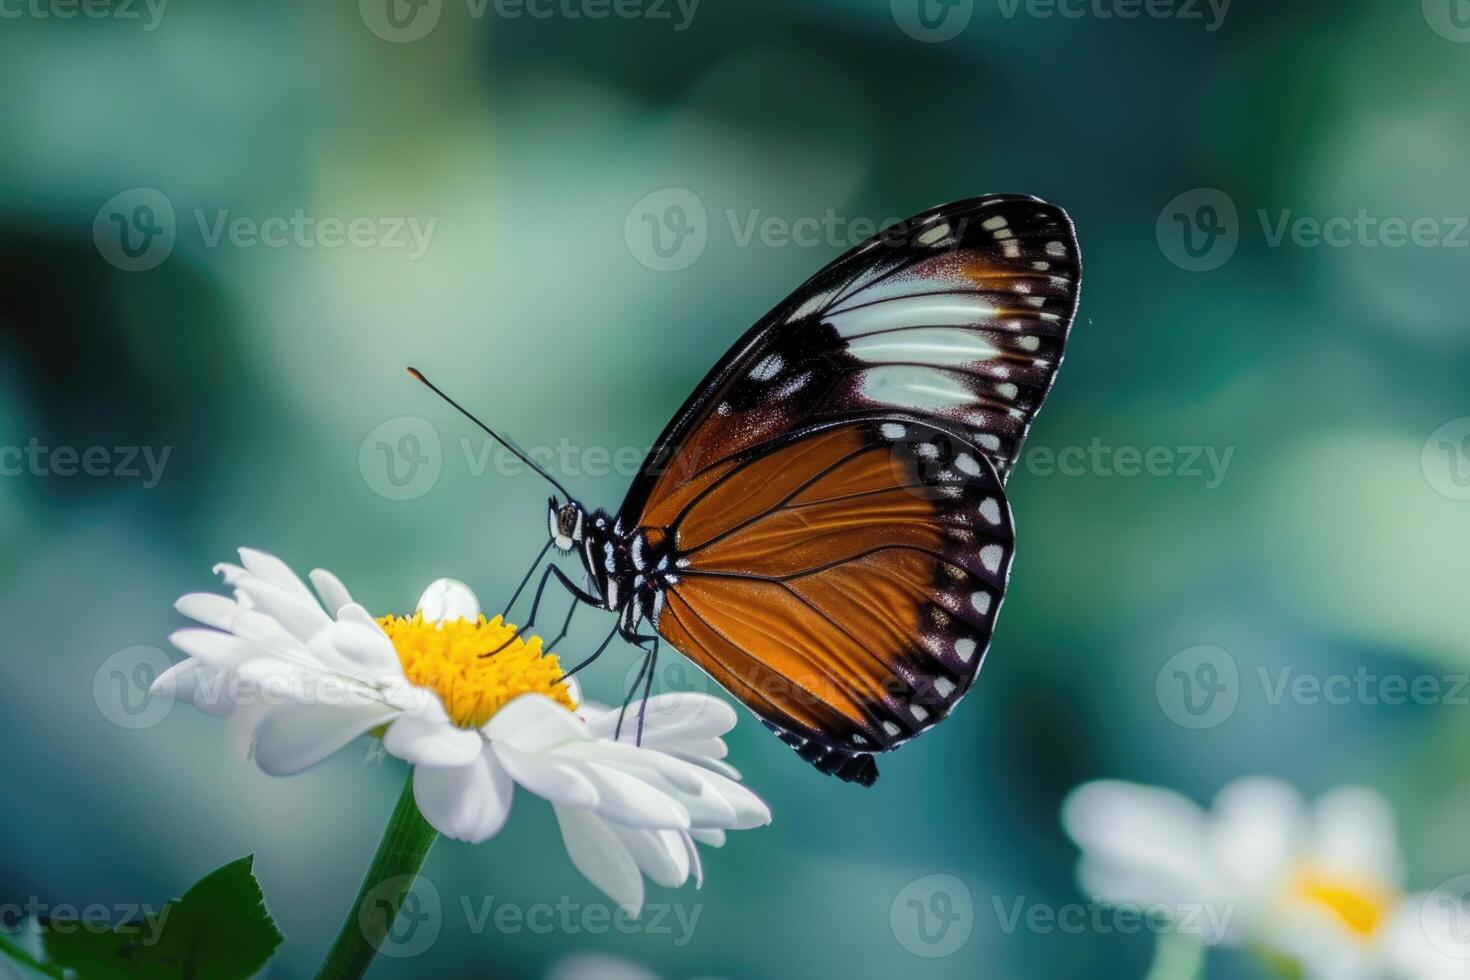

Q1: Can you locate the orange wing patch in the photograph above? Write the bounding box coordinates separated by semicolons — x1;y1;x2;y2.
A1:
651;419;1013;756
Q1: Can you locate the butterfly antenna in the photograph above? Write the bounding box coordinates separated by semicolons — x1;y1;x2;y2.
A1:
406;367;573;500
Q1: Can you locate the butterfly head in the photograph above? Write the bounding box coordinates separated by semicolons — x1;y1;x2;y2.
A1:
548;497;586;553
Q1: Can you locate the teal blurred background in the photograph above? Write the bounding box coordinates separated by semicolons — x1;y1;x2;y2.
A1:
4;0;1470;976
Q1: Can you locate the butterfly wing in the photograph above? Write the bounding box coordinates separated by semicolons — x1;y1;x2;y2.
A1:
620;195;1078;783
626;194;1081;535
650;418;1014;785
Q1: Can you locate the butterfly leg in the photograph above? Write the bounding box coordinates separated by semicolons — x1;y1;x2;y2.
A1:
635;638;659;745
482;564;600;658
499;539;553;617
543;595;578;651
614;641;653;742
564;619;621;678
613;631;660;743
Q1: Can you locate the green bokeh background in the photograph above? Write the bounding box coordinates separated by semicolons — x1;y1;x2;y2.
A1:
3;1;1470;977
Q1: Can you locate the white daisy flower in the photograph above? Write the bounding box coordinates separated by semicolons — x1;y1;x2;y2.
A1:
151;548;771;910
1062;776;1470;979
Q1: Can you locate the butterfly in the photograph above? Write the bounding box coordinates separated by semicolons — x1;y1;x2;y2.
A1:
412;194;1081;786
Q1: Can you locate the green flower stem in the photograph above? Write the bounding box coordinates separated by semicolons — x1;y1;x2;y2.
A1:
315;768;438;980
0;930;64;978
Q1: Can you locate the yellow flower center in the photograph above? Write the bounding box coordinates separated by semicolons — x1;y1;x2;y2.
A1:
377;612;577;729
1286;865;1397;938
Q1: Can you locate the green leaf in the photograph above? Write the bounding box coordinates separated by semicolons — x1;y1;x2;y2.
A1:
42;855;284;980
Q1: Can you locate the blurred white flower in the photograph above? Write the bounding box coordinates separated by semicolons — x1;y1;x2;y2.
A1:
1062;776;1470;979
151;547;771;910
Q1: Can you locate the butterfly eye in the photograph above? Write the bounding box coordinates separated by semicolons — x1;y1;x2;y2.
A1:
549;502;583;552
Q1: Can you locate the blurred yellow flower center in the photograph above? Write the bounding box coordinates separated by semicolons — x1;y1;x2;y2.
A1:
377;612;576;729
1287;865;1397;938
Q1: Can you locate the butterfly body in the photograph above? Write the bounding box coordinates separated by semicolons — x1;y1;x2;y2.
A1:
481;195;1079;786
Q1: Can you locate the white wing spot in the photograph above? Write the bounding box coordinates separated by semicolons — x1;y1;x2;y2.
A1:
882;721;902;738
955;638;977;662
786;286;841;323
880;422;906;440
751;353;783;381
1019;335;1040;352
979;497;1002;525
982;215;1009;231
1025;296;1046;308
980;544;1003;574
716;401;733;416
916;221;951;246
996;383;1019;400
977;434;1002;452
934;677;956;698
1032;261;1051;271
955;453;981;477
917;442;940;460
910;704;931;722
1046;240;1066;256
970;591;992;615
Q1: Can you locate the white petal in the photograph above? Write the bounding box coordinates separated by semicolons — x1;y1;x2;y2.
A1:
557;740;706;795
1062;781;1215;909
554;805;644;912
417;579;481;623
383;714;484;768
576;762;691;830
609;825;690;888
309;568;355;616
677;737;729;761
1209;777;1306;898
169;629;274;669
585;693;737;746
1310;785;1403;887
414;747;514;843
233;577;333;644
228;698;275;760
238;547;320;606
213;561;249;590
689;829;725;848
313;621;402;680
336;603;386;633
150;660;235;718
691;769;770;830
492;744;599;808
251;701;401;776
681;832;703;887
483;695;590;753
658;746;741;782
174;593;242;631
